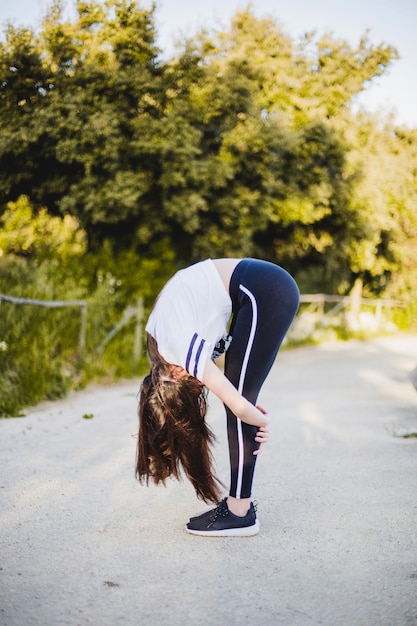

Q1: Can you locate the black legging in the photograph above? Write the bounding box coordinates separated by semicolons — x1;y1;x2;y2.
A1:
225;259;300;499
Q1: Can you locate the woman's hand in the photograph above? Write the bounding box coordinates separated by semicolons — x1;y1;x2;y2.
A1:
253;405;269;455
253;426;269;455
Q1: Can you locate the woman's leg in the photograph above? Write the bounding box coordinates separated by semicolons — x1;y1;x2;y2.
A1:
225;259;299;503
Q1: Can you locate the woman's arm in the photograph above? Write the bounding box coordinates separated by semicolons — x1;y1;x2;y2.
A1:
202;358;269;428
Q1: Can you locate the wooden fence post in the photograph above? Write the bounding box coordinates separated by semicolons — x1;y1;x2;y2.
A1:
350;277;363;325
133;297;144;363
78;303;88;358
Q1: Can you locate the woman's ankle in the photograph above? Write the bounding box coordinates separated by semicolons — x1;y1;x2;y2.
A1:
227;496;251;517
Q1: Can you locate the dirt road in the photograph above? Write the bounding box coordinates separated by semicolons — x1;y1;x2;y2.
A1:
1;335;417;625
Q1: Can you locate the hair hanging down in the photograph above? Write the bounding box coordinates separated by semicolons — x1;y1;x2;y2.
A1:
135;335;223;503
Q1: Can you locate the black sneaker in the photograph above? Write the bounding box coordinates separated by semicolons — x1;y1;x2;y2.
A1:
186;499;259;537
188;497;228;523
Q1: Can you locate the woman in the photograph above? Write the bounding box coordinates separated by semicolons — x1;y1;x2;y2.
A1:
136;258;299;536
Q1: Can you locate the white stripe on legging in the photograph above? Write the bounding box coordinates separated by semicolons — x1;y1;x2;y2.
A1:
235;284;258;498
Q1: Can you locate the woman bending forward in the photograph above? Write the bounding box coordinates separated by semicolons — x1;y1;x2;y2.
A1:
136;258;299;536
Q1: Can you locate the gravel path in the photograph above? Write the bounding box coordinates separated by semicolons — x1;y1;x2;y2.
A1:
1;335;417;626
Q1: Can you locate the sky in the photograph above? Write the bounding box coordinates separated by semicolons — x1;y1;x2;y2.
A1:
1;0;416;128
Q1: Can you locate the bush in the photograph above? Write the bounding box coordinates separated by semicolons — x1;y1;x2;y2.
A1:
0;198;152;416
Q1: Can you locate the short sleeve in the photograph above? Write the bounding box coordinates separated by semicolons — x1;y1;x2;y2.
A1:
183;332;212;380
149;326;212;382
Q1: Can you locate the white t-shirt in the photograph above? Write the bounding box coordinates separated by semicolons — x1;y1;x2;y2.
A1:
145;259;233;381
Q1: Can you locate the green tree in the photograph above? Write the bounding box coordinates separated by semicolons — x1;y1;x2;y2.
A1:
164;9;368;284
0;1;168;247
0;2;410;299
0;25;51;201
342;113;417;304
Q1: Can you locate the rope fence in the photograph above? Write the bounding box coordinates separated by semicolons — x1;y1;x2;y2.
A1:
0;293;145;361
1;293;88;358
1;291;404;358
299;293;404;328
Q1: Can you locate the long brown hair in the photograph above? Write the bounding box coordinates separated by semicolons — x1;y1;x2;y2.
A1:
135;335;222;503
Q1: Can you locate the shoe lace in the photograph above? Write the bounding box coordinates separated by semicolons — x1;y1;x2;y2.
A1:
207;499;229;527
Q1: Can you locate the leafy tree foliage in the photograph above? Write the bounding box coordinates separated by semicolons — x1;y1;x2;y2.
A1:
341;113;417;305
0;1;414;300
1;1;165;247
163;10;396;287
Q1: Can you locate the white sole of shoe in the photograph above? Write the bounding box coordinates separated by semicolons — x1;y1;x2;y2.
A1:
185;520;260;537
